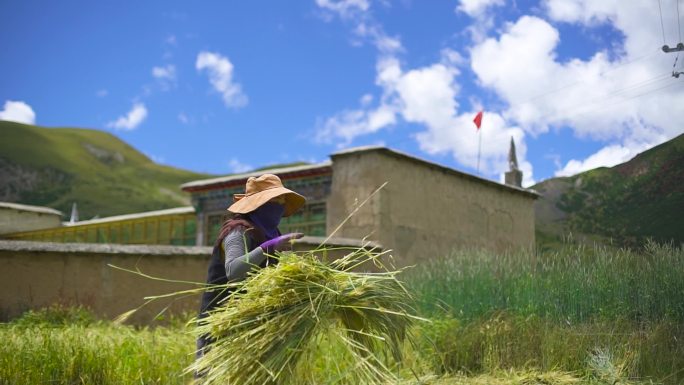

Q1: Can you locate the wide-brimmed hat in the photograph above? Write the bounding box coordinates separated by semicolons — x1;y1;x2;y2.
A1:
227;174;306;217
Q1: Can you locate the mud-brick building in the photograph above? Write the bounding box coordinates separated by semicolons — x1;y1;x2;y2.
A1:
0;202;63;235
182;146;538;266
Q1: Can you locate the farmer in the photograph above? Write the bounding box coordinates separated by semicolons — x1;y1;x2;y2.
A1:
195;173;306;362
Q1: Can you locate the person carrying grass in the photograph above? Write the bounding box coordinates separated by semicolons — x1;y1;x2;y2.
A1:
195;174;306;364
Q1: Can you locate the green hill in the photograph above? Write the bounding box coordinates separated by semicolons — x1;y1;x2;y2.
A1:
533;134;684;248
0;121;214;220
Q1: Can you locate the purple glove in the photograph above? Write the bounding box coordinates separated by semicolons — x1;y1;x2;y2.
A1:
260;233;304;254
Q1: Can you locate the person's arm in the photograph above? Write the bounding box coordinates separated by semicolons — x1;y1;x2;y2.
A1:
222;228;267;282
223;229;305;282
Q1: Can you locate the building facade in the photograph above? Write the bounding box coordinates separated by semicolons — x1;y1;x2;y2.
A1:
2;146;538;264
182;146;538;266
0;202;63;235
4;207;196;246
181;162;333;246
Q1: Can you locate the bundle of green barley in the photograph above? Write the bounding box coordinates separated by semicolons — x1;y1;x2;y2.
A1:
187;247;422;385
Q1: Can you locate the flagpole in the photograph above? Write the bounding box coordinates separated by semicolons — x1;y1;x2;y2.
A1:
477;128;482;175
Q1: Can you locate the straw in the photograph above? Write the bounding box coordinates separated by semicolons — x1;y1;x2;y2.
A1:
186;246;423;385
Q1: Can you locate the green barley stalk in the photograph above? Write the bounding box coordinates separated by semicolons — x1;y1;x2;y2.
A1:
186;247;425;385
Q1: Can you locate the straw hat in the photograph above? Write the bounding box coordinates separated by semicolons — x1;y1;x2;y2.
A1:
227;174;306;217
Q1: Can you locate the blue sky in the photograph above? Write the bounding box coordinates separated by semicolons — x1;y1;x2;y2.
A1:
1;0;682;186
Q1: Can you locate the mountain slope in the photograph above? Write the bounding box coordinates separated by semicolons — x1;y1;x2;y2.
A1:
533;134;684;247
0;121;213;220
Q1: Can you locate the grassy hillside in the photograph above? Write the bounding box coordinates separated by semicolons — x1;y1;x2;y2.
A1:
0;121;214;220
533;133;684;247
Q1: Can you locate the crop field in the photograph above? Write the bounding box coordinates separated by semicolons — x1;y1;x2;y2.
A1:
1;242;682;384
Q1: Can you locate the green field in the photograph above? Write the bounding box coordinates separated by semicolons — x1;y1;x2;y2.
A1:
2;242;682;384
0;121;213;219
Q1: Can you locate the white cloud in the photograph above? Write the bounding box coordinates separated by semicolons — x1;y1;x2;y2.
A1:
106;103;147;131
152;64;177;90
0;100;35;124
316;104;397;145
145;152;166;164
152;64;176;81
440;48;466;67
316;0;369;19
555;142;650;177
96;89;108;98
228;158;252;173
313;0;536;183
315;0;402;54
469;10;684;163
457;0;505;17
316;48;534;182
196;51;248;109
353;22;403;54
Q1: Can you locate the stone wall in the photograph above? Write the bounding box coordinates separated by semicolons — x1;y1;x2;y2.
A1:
0;237;372;324
327;148;537;268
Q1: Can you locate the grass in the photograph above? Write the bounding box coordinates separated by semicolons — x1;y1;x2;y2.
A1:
0;318;195;384
405;241;684;323
414;313;684;383
0;120;213;219
1;311;669;385
2;242;682;384
403;241;684;384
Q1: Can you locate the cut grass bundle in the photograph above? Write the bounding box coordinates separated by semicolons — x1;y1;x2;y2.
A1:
187;247;422;385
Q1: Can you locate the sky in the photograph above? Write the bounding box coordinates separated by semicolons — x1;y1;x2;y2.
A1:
1;0;683;186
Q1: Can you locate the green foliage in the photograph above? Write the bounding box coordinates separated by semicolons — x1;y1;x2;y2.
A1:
414;313;684;384
12;304;96;328
405;241;684;323
2;313;673;385
534;133;684;247
2;243;682;384
0;322;194;385
0;121;213;219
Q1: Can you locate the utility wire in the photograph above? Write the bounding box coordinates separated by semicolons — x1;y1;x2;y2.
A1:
534;72;672;121
659;0;668;44
569;79;684;119
678;0;682;42
512;47;661;107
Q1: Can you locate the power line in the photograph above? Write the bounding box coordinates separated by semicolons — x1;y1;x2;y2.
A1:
659;0;667;45
512;47;661;107
533;73;672;121
678;0;682;42
678;0;683;42
568;79;684;119
514;71;671;121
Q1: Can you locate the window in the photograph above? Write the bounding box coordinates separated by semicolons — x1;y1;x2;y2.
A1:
206;213;229;245
184;218;197;245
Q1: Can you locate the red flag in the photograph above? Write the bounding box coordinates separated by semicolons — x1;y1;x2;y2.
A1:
473;110;483;130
